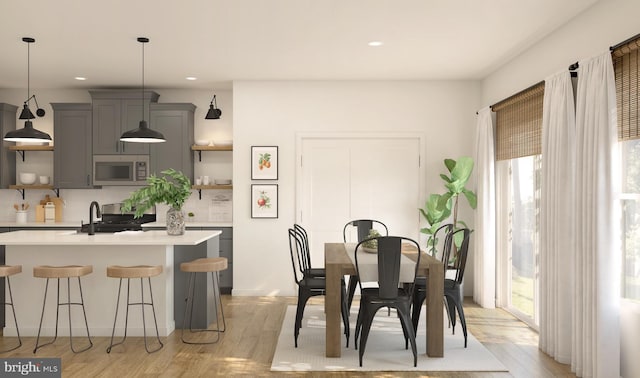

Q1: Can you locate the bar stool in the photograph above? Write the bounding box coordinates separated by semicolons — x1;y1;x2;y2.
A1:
180;257;227;344
33;265;93;354
106;265;163;353
0;265;22;352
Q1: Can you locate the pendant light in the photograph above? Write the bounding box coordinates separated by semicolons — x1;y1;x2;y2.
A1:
205;94;222;119
4;37;51;143
120;37;166;143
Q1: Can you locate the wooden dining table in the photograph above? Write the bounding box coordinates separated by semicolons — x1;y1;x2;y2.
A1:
324;242;444;357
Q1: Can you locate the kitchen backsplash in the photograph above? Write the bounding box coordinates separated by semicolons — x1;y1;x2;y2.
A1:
0;187;232;224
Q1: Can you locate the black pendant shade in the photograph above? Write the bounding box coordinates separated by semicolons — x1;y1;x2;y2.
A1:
120;37;166;144
205;95;222;119
120;120;165;143
4;121;51;143
4;37;51;143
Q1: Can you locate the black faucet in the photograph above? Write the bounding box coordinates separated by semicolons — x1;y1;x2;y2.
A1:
88;201;101;235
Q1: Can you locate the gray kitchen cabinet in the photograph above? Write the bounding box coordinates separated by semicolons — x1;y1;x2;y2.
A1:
0;104;17;188
52;103;93;188
90;90;159;155
202;227;233;294
149;103;195;180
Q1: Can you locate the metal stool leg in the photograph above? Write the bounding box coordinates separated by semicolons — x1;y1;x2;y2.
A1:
67;277;92;353
141;277;163;353
181;271;225;344
34;278;56;353
1;277;21;352
107;278;125;353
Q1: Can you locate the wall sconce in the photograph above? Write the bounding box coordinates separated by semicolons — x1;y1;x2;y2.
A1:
4;37;51;143
205;95;222;119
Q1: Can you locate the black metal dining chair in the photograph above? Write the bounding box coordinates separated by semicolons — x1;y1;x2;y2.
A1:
342;219;389;311
288;228;350;347
412;227;472;348
353;236;420;367
293;224;325;279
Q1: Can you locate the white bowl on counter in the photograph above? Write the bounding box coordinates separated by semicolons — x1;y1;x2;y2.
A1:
19;172;36;185
213;140;232;146
195;139;210;146
214;179;232;185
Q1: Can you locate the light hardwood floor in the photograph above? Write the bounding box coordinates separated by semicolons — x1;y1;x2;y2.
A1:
0;296;575;377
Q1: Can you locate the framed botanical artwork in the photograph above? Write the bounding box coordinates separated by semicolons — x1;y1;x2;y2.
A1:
251;146;278;180
251;184;278;218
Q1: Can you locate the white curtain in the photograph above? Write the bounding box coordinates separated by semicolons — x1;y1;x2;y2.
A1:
539;70;575;364
473;106;496;308
572;52;621;378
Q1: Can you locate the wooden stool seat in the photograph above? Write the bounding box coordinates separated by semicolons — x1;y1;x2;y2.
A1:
0;265;22;277
180;257;227;273
34;265;92;278
107;265;163;278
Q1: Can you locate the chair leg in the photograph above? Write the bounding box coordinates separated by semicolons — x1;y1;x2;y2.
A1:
1;277;21;353
346;275;358;311
450;292;468;348
294;288;312;348
397;303;418;367
340;283;350;347
446;294;457;334
411;289;425;333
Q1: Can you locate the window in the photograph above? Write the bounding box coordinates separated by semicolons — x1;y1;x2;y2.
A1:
493;82;544;327
613;35;640;301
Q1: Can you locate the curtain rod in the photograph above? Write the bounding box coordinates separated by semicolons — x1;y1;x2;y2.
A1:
490;80;544;111
610;32;640;51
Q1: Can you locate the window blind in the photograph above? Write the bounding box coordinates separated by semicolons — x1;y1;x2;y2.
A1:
613;36;640;141
492;81;545;160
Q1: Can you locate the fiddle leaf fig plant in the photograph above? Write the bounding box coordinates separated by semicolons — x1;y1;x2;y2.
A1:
122;168;192;218
420;157;477;256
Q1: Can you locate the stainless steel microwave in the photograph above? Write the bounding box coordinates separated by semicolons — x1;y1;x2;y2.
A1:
93;155;149;186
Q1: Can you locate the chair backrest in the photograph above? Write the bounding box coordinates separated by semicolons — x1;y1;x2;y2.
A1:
293;224;313;273
343;219;389;243
354;236;421;300
288;228;305;284
431;223;453;260
441;228;472;284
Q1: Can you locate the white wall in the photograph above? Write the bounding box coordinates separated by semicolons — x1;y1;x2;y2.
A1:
0;88;233;224
231;80;480;296
482;2;640;377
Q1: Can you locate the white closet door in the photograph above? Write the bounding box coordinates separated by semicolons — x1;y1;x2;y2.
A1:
298;135;421;267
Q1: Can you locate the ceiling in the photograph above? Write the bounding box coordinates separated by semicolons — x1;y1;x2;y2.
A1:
0;0;598;90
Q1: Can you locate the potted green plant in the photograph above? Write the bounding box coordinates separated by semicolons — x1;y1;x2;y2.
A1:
361;229;382;253
122;168;192;235
419;157;477;257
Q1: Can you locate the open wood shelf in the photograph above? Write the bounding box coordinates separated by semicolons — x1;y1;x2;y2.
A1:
9;145;54;152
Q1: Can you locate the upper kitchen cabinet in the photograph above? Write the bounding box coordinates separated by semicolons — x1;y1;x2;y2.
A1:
148;103;195;180
0;104;17;188
51;103;92;188
90;90;159;155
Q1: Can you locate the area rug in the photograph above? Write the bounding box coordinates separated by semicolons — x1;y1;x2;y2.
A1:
271;305;508;372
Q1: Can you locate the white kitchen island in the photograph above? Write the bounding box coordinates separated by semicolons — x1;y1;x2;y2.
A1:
0;229;221;337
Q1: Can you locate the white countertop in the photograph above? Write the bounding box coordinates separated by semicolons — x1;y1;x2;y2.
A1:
0;229;221;246
0;221;233;228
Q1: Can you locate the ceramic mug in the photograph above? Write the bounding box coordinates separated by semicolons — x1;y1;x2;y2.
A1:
39;176;50;185
195;177;202;185
202;176;210;185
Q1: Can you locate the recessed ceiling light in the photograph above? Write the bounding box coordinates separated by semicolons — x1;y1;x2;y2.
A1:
368;41;383;47
186;77;197;81
74;76;87;81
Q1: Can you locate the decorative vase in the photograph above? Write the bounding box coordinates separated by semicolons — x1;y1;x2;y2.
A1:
166;207;185;235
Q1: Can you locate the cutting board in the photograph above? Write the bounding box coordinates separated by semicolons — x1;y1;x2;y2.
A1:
37;195;64;222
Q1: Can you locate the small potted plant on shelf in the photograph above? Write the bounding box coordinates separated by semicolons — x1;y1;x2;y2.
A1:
122;168;192;235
